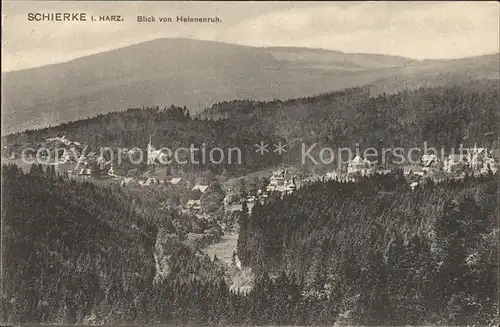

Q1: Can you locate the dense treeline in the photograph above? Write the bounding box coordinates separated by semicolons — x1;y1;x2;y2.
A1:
278;82;499;150
238;172;499;325
0;164;224;324
2;169;498;324
3;81;499;173
1;163;155;323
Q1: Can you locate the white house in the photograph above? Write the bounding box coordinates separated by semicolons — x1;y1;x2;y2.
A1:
421;153;441;173
443;154;465;174
481;157;498;174
403;165;426;177
186;200;202;212
347;155;371;175
79;168;91;176
120;177;133;187
267;168;296;192
170;177;185;186
192;184;209;193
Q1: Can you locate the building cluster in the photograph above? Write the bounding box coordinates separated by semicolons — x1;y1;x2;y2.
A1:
235;168;300;205
442;145;498;175
265;168;298;195
45;135;82;148
221;168;301;208
401;145;498;180
318;144;499;189
32;136;500;204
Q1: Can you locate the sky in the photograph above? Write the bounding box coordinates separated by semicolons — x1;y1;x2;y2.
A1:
2;1;499;72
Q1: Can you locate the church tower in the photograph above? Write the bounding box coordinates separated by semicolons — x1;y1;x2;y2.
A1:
147;135;154;165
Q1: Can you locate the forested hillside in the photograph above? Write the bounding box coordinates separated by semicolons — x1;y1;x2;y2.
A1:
4;80;499;174
3;164;498;325
1;164;225;324
0;164;391;325
238;172;499;325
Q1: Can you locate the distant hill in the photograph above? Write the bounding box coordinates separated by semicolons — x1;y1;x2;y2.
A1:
2;38;499;134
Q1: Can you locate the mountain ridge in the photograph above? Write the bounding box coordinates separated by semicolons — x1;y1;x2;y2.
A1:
2;38;499;135
7;37;499;74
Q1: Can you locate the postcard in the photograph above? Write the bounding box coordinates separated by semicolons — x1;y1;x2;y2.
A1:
1;1;499;326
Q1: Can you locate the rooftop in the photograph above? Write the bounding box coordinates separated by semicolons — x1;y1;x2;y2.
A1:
170;177;183;185
192;184;209;193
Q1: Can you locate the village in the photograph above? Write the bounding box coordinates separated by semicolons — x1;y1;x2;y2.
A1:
4;135;499;220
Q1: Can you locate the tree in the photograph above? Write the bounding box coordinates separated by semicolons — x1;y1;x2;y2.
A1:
241;200;249;215
239;179;248;199
190;189;202;200
220;168;230;183
45;165;57;179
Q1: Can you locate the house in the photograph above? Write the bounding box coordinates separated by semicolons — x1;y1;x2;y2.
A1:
409;181;419;190
402;166;412;176
46;135;82;149
270;169;286;183
169;177;186;186
223;195;232;206
47;135;71;146
421;153;438;166
192;184;209;193
266;169;286;192
123;148;142;159
347;155;372;176
138;177;158;187
443;154;465;174
120;177;134;187
186;200;201;212
421;153;441;172
79;168;91;176
148;177;159;184
403;165;426;177
282;182;296;195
